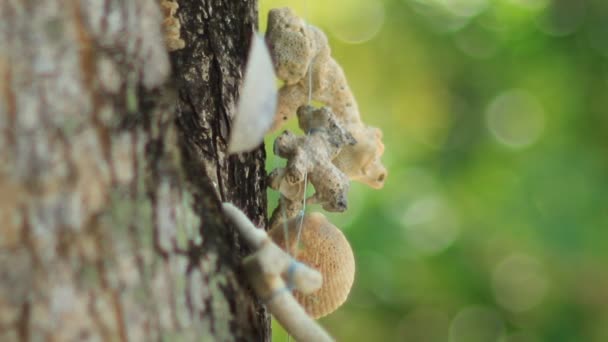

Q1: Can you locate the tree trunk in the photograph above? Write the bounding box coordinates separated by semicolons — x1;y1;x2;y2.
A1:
0;0;269;340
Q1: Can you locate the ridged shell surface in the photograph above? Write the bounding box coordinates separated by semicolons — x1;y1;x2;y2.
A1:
269;213;355;319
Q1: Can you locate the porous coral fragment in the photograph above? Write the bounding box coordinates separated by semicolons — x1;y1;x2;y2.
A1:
160;0;185;51
265;7;387;189
262;6;389;324
265;7;316;85
334;124;387;189
269;106;354;227
267;167;305;227
266;7;360;130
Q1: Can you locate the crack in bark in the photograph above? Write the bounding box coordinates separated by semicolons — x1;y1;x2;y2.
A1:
1;62;16;147
111;290;128;342
202;16;229;203
16;301;30;342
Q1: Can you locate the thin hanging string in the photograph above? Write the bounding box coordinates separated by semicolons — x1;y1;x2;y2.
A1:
307;56;313;103
286;2;312;342
279;0;314;259
304;0;313;104
294;51;314;255
280;194;290;253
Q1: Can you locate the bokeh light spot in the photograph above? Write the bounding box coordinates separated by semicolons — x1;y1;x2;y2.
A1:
408;0;489;33
502;331;541;342
506;0;550;12
398;308;450;341
327;1;385;44
453;25;499;59
492;253;548;312
449;306;505;342
485;89;545;148
356;251;396;304
536;0;586;37
401;194;459;255
443;0;489;18
586;16;608;57
410;0;488;18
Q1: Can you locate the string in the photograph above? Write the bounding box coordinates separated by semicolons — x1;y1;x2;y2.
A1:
295;0;316;255
283;0;315;342
294;45;314;255
280;194;290;254
263;260;304;303
286;2;312;342
277;0;314;257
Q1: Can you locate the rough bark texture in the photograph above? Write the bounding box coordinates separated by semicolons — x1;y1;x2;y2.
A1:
0;0;269;340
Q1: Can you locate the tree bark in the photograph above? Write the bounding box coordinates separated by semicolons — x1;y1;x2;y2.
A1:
0;0;269;340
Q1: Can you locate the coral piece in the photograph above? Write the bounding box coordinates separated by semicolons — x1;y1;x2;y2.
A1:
270;105;354;219
266;7;361;130
265;8;317;86
222;203;334;342
334;124;387;189
269;212;355;319
267;168;305;229
160;0;185;51
265;7;387;189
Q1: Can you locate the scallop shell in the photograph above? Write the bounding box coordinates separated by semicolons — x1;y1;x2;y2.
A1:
269;213;355;319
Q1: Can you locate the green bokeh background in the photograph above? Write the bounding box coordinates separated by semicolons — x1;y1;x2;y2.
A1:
260;0;608;341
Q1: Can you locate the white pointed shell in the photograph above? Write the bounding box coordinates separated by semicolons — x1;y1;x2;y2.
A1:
228;33;277;153
269;213;355;319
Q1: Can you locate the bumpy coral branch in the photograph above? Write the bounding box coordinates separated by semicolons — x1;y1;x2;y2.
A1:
222;203;333;342
265;7;387;189
160;0;185;51
334;124;387;189
267;168;306;229
269;105;355;228
259;7;387;329
266;7;361;130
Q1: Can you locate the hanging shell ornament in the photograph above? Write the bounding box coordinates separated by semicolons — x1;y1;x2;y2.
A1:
269;213;356;319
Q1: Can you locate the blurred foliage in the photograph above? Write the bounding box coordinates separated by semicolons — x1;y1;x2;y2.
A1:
260;0;608;341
